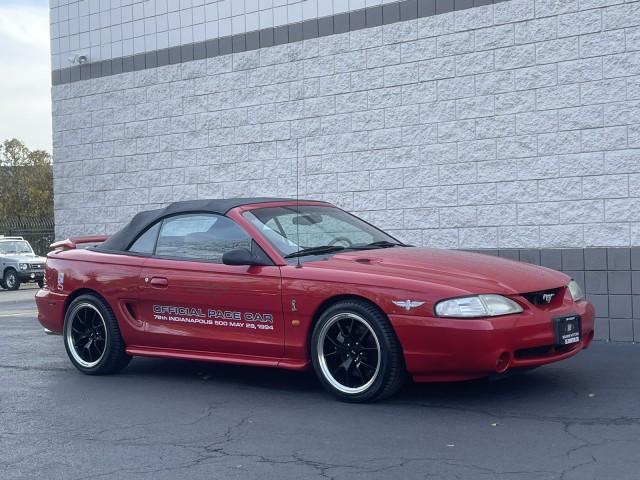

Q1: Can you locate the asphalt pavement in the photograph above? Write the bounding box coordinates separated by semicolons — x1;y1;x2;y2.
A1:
1;287;639;480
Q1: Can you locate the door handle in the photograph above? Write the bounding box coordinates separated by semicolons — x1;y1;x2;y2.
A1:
148;277;168;288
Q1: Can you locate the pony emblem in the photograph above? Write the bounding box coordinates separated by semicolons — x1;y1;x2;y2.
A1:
542;293;554;303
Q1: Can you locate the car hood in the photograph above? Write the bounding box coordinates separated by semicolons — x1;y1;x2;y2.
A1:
1;254;46;264
305;247;570;296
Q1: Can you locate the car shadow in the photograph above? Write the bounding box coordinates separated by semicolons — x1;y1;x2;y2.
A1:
124;357;322;394
396;370;559;403
122;356;564;405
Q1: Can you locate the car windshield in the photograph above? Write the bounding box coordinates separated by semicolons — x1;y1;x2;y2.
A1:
244;205;404;259
0;240;33;255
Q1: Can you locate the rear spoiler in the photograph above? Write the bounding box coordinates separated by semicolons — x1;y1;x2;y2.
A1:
50;235;109;252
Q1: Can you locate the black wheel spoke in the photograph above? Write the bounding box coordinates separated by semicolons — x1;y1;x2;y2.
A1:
325;335;339;347
90;342;101;360
342;362;353;388
331;357;351;376
353;364;365;383
359;361;376;371
358;328;371;343
337;320;348;338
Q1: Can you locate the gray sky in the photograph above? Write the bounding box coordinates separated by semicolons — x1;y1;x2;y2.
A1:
0;0;52;153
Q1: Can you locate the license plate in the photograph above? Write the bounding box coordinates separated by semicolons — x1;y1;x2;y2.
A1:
553;315;581;346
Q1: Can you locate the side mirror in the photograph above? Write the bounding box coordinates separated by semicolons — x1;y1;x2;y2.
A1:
222;248;265;266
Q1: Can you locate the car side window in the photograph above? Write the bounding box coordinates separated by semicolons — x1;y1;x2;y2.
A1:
154;214;252;262
128;222;161;254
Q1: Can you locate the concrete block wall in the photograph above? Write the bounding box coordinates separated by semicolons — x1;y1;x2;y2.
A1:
51;0;640;341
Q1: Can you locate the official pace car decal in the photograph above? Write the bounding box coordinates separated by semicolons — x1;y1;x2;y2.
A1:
152;304;274;331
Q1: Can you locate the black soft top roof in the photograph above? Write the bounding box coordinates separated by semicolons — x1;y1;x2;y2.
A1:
99;197;293;252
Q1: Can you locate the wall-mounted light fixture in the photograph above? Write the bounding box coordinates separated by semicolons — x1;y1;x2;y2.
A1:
68;53;89;65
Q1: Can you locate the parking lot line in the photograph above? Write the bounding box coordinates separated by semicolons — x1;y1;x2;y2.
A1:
0;311;37;318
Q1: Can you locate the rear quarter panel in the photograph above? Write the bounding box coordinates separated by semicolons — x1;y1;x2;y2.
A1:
40;249;145;342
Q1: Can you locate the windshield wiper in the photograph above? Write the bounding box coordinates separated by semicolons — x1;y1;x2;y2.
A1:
284;241;408;259
350;240;408;250
367;240;406;248
284;245;346;259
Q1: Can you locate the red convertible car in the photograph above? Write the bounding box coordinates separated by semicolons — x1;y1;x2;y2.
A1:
36;198;594;402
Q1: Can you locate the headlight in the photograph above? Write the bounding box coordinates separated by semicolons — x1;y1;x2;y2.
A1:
435;294;523;318
568;280;585;302
19;263;28;270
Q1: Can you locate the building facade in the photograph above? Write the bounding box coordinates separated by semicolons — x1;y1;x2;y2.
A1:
50;0;640;341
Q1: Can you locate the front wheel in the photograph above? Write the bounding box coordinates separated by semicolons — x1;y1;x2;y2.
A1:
310;300;406;402
3;269;20;291
63;294;131;375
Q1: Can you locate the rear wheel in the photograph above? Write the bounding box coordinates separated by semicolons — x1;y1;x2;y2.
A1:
3;269;20;291
63;294;131;375
310;300;406;402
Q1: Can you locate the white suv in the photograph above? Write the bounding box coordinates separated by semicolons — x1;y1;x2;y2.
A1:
0;236;46;290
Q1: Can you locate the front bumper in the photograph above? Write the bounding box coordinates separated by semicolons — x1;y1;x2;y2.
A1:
390;299;595;382
17;270;44;282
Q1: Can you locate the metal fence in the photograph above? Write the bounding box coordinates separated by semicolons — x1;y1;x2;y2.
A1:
0;217;55;256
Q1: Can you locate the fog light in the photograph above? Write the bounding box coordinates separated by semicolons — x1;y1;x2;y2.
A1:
496;352;510;373
30;273;35;279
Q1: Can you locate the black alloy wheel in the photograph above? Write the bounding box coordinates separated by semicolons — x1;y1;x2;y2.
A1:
311;300;406;402
63;294;131;375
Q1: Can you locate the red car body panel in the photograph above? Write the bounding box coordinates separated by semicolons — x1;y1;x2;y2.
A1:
138;259;283;357
36;200;595;382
